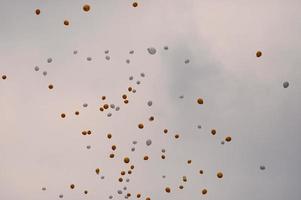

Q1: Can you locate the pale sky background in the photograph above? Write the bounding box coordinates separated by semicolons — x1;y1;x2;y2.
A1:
0;0;301;200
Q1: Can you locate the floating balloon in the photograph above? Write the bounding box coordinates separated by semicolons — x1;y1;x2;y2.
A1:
256;51;262;57
47;58;52;63
146;139;152;146
197;98;204;104
124;157;130;164
217;172;223;178
147;101;153;107
83;4;90;12
64;20;69;26
283;81;289;88
149;116;154;121
35;9;40;15
225;136;232;142
138;123;144;129
184;59;190;64
147;47;156;55
132;2;138;7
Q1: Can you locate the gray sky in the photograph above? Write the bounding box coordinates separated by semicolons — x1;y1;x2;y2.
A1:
0;0;301;199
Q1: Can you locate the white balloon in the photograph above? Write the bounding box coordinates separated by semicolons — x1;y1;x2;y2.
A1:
283;81;289;88
147;101;153;107
147;47;157;55
47;58;53;63
146;139;152;146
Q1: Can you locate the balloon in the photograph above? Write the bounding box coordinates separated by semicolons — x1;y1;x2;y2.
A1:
132;2;138;8
146;139;152;146
256;51;262;57
35;9;40;15
124;157;130;163
147;47;156;55
83;4;90;12
217;172;223;178
197;98;204;104
283;81;289;88
47;58;52;63
64;20;69;26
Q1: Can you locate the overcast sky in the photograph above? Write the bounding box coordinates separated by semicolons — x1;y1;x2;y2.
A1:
0;0;301;200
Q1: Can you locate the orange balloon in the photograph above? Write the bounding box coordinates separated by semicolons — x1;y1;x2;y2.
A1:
35;9;41;15
83;4;90;12
165;187;171;193
132;2;138;7
124;157;130;164
217;171;223;178
64;20;69;26
256;51;262;57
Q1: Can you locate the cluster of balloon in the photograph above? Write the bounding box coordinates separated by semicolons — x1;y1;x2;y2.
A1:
27;5;282;199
